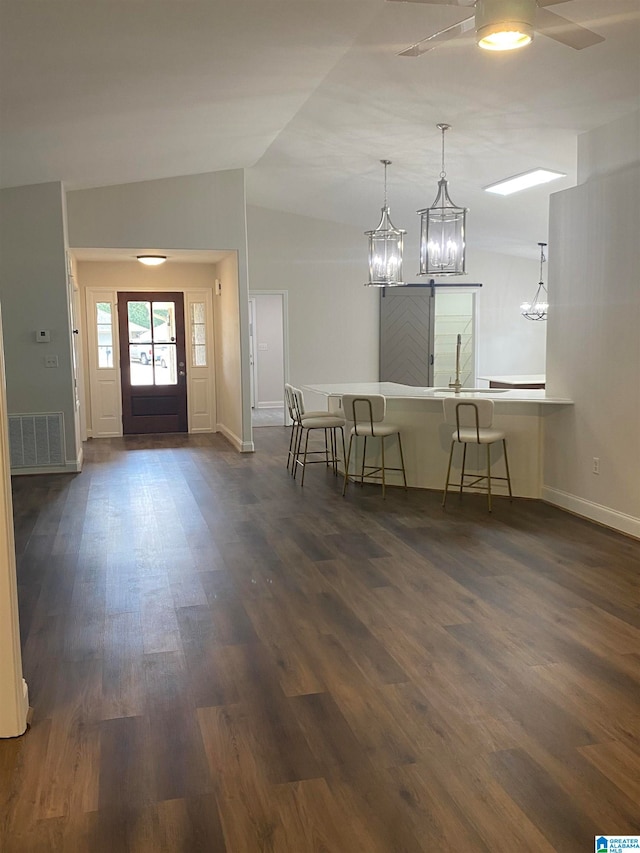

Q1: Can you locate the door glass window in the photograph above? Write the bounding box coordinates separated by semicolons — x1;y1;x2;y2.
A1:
128;300;178;386
96;302;114;368
190;302;207;366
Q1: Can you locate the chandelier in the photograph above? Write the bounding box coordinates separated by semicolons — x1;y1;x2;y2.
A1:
521;242;548;320
418;123;467;277
365;159;406;287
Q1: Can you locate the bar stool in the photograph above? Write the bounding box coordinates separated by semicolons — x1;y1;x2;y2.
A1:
442;397;512;512
284;384;339;474
341;394;407;499
290;387;346;486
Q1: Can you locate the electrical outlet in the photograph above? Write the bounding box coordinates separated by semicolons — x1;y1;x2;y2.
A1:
45;355;58;368
593;457;600;475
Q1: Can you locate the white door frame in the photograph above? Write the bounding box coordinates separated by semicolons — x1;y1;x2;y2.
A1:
84;284;216;437
248;290;289;420
248;297;257;410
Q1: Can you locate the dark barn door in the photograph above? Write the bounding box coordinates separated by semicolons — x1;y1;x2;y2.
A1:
118;292;187;434
380;287;435;386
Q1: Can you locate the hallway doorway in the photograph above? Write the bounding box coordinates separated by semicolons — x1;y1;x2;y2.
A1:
249;291;288;428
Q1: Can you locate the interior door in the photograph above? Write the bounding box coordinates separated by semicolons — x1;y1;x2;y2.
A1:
118;292;187;434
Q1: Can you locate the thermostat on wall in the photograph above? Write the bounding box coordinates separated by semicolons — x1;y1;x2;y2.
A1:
36;330;50;343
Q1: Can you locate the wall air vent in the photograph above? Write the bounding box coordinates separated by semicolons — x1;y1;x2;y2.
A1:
8;413;64;469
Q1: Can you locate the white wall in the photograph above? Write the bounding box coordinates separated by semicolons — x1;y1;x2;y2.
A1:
578;110;640;184
0;182;79;469
214;252;247;449
67;170;252;449
544;111;640;536
467;248;547;378
0;306;29;737
247;205;379;410
254;294;284;406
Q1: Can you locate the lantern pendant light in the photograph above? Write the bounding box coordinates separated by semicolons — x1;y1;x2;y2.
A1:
521;242;548;320
418;124;467;277
365;159;406;287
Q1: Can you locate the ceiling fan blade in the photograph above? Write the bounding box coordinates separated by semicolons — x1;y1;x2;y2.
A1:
398;15;474;55
536;7;605;49
386;0;474;6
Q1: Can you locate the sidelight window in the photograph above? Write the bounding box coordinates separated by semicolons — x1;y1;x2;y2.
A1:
96;302;114;368
190;302;207;367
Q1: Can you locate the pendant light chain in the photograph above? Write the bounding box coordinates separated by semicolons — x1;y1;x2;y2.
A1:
438;123;449;179
538;241;546;281
382;158;390;209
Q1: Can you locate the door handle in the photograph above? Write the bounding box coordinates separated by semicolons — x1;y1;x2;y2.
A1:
179;370;186;377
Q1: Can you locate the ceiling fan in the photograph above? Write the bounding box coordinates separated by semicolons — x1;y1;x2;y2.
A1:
388;0;605;56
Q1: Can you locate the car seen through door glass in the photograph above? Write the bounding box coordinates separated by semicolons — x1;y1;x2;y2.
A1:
127;300;178;386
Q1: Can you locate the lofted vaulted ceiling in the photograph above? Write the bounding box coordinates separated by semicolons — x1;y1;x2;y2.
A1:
1;0;638;260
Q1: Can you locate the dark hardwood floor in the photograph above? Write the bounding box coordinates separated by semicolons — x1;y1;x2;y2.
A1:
1;428;639;852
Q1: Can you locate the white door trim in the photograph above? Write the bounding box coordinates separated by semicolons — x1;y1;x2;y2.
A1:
249;290;289;422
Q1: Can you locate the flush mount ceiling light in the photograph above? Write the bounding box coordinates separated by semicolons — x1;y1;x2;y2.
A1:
137;255;167;266
365;159;406;287
521;242;548;320
484;168;567;196
418;124;467;277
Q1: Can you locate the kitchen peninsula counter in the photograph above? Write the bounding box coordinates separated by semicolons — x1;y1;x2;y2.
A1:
303;382;573;498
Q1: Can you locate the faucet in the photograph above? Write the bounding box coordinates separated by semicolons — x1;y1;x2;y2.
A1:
449;333;463;392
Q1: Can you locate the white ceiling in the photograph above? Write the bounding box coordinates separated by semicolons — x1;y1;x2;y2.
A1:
1;0;639;261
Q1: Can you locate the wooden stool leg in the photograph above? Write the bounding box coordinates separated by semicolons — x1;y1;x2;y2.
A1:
486;443;492;512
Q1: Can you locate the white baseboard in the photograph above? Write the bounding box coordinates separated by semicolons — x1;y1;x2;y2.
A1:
0;679;29;739
21;679;29;730
216;422;255;453
542;486;640;539
257;401;284;409
11;459;82;476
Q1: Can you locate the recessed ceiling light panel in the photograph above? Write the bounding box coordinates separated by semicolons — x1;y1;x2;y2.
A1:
484;168;567;196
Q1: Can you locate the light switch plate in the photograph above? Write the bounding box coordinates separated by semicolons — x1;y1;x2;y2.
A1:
37;330;50;343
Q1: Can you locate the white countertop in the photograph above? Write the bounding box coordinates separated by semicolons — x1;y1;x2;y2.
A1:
304;381;572;405
478;374;546;385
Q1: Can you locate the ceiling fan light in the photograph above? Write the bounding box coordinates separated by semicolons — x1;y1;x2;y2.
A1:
477;25;533;51
475;0;535;51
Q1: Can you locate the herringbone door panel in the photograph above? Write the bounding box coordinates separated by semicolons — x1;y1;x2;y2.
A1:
380;289;434;386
